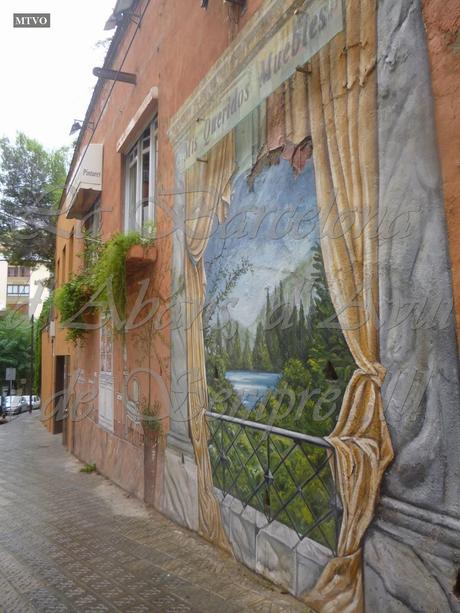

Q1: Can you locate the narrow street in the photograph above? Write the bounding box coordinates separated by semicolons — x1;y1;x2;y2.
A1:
0;414;305;613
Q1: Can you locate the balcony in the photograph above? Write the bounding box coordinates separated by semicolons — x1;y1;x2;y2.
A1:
207;410;342;554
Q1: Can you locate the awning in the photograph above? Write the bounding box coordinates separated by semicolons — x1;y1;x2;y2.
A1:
65;144;103;220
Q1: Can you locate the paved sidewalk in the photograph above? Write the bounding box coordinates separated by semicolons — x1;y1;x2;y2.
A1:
0;414;306;612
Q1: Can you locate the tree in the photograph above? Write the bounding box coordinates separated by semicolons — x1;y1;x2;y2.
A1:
242;329;252;370
0;133;68;269
252;321;272;372
0;311;31;387
226;322;243;369
265;288;281;370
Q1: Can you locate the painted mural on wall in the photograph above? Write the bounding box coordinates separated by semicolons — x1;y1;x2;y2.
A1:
204;152;354;437
201;120;355;550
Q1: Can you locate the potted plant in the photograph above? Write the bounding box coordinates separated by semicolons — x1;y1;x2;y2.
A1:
125;222;157;269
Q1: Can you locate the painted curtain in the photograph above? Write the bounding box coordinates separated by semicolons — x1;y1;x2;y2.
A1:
184;133;235;549
303;1;394;611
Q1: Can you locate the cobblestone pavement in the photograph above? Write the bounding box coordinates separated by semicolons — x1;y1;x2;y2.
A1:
0;414;307;613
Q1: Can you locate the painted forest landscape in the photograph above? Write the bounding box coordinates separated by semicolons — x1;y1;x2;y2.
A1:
204;157;355;438
204;155;354;549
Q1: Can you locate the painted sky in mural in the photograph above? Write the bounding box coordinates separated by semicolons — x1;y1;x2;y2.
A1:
204;158;319;338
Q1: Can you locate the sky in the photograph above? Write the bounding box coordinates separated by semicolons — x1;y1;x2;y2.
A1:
205;159;318;332
0;0;116;152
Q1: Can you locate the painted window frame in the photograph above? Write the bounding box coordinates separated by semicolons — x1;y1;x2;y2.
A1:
98;321;114;432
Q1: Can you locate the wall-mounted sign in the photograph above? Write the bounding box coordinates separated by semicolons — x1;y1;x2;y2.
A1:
183;0;343;169
65;143;103;219
5;368;16;381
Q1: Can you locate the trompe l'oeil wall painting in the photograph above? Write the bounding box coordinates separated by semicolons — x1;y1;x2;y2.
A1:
204;153;354;437
203;138;355;552
184;4;393;608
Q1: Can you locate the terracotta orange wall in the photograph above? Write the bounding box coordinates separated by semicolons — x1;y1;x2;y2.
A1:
50;0;264;493
40;327;54;433
422;1;460;347
71;0;266;422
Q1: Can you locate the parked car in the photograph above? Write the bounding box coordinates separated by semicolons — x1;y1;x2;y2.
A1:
3;396;28;415
29;395;40;410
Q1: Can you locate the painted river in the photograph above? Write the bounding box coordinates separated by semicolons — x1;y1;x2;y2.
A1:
225;370;281;410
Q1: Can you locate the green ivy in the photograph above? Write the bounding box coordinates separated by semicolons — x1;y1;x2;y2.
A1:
90;231;146;324
54;229;155;344
80;463;96;473
54;273;96;343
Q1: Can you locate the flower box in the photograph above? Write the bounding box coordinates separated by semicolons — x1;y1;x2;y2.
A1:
125;244;157;271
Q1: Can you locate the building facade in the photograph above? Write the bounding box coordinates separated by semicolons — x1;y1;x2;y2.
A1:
0;259;49;318
42;1;460;611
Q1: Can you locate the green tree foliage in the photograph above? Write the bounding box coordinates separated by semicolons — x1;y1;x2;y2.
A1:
241;329;253;370
0;133;68;269
252;322;271;371
253;246;355;436
226;322;242;370
203;256;252;347
0;311;31;386
204;257;253;380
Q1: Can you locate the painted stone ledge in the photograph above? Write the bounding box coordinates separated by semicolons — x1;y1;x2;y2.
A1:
161;445;199;532
214;489;332;599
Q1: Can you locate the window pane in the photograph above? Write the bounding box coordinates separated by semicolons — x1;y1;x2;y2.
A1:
100;324;113;375
128;162;137;230
84;198;101;237
141;149;150;227
125;122;156;231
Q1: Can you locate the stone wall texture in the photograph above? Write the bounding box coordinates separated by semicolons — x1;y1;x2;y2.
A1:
364;1;460;610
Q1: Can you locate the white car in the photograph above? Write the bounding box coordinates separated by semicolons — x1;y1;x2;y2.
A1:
29;395;41;410
3;396;28;415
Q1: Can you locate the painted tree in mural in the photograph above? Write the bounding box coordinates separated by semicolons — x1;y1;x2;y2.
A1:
207;243;355;436
206;244;353;549
259;246;355;436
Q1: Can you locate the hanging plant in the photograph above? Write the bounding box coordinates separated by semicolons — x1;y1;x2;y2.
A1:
139;398;162;436
54;273;96;343
91;231;144;323
54;226;155;344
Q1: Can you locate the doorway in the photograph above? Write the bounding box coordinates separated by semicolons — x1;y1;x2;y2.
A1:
53;356;70;438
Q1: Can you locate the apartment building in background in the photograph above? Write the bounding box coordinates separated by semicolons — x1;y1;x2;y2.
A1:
40;1;460;611
0;257;49;319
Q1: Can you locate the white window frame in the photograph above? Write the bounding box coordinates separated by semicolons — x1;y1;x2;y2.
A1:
124;117;158;233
